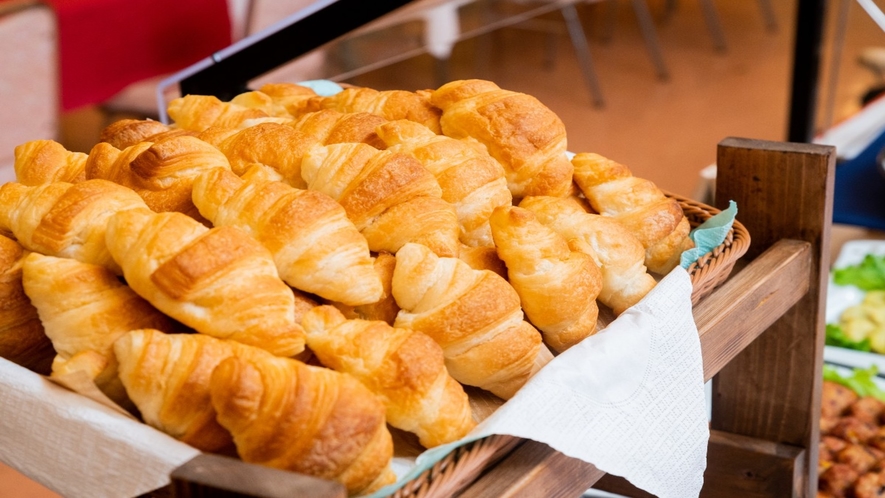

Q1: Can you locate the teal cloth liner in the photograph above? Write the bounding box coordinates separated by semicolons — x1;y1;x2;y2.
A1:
296;79;343;96
680;200;738;269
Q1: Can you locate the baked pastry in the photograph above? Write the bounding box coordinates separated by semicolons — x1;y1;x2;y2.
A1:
209;351;396;496
376;119;512;247
302;305;476;448
430;79;573;198
113;329;269;453
289;109;388;149
571;152;694;274
519;195;656;314
255;82;321;116
21;253;183;407
192;168;383;306
391;242;547;399
310;86;441;133
85;135;233;222
197;122;317;188
489;205;603;352
99;118;196;149
13;140;87;185
333;251;400;325
301;142;460;257
166;94;269;132
0;179;149;274
0;235;53;374
457;243;508;279
105;208;306;357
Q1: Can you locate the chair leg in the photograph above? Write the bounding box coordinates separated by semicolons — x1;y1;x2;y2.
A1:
699;0;727;53
757;0;778;33
629;0;670;80
561;2;605;108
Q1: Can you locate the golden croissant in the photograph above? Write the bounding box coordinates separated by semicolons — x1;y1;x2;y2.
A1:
209;351;396;496
166;94;270;132
21;253;183;407
376;119;512;247
0;179;149;274
301;142;460;257
302;305;476;448
0;235;53;374
391;242;547;399
99;118;196;150
289;108;388;149
310;86;441;134
191;168;383;306
571;152;694;275
333;251;401;325
105;208;306;357
113;329;270;453
519;195;656;315
85;135;233;222
255;82;321;116
197;122;317;188
430;79;573;198
489;205;603;353
14;140;87;186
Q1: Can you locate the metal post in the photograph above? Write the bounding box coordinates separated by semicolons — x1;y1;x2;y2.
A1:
787;0;828;143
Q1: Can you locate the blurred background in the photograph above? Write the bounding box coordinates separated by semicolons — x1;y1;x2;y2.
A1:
2;0;885;495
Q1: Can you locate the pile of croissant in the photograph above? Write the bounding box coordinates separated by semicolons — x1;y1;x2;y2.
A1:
0;79;694;495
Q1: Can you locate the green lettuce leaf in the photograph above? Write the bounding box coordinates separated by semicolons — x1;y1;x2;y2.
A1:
823;364;885;401
833;254;885;291
825;323;872;351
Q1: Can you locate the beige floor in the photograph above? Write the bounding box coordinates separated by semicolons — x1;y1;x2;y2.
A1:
5;0;885;495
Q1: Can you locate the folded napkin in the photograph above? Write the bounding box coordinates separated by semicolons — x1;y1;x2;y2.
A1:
371;268;709;498
681;200;738;269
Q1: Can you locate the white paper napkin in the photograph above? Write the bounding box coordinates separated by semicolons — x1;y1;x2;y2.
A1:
373;268;709;498
0;358;200;498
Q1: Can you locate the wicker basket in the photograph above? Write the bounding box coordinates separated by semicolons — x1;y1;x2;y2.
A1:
386;194;751;498
671;192;752;304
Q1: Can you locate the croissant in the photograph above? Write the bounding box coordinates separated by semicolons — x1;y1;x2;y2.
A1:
311;86;442;133
113;329;270;452
14;140;87;185
85;135;232;222
571;152;694;274
209;352;396;496
256;82;321;116
0;179;149;274
333;251;400;325
489;206;602;353
430;79;573;198
391;242;547;399
166;94;270;132
302;305;476;448
289;109;387;149
301;142;460;257
192;168;383;306
197;122;317;188
105;208;306;357
519;195;657;315
376;119;513;247
21;253;184;407
99;118;195;149
0;235;53;374
457;243;508;279
229;90;292;118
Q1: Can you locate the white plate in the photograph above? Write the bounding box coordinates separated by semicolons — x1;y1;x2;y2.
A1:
824;240;885;369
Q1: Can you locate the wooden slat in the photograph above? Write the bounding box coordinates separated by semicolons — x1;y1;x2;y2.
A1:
169;454;347;498
711;137;835;497
457;440;604;498
595;430;805;498
696;239;811;381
